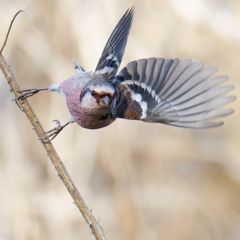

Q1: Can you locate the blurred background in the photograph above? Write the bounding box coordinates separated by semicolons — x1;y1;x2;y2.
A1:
0;0;240;239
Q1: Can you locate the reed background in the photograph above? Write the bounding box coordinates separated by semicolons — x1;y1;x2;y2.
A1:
0;0;240;239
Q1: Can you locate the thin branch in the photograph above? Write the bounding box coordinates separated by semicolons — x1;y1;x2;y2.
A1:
0;9;32;55
0;13;108;240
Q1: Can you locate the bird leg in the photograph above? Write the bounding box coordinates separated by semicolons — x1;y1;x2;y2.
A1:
13;87;49;101
40;117;75;142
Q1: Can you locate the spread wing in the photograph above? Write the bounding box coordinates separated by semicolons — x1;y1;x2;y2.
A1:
113;58;235;128
94;6;135;80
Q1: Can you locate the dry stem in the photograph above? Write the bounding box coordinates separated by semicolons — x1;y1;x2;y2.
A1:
0;10;32;55
0;11;107;240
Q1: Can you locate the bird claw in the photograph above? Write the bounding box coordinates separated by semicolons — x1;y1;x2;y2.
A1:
39;120;70;142
12;88;49;101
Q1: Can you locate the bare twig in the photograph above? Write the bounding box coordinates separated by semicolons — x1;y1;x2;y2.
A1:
0;9;32;55
0;12;108;240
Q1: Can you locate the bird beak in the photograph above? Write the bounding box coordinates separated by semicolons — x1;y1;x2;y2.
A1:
99;96;111;107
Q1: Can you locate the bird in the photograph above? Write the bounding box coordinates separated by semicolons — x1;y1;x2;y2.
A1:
16;6;235;141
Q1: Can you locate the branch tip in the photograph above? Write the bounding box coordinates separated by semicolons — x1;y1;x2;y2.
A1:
0;9;32;55
19;9;33;20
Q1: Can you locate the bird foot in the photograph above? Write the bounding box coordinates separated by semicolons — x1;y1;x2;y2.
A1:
40;120;70;142
13;87;49;101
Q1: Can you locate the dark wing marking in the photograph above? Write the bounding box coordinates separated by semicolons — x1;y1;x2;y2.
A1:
94;6;135;80
114;84;143;120
114;58;235;128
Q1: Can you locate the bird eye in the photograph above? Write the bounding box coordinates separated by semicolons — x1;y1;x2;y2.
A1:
91;90;97;97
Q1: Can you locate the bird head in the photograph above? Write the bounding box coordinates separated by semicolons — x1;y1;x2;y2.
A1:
80;75;115;110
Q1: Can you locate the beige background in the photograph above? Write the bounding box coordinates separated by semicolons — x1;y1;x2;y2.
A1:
0;0;239;239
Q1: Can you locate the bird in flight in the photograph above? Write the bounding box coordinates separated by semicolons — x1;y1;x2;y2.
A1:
16;6;235;141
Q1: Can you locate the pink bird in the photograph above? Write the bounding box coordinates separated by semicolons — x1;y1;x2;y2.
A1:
17;7;235;140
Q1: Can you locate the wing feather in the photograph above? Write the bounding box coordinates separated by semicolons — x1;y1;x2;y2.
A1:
114;58;235;128
94;7;135;80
